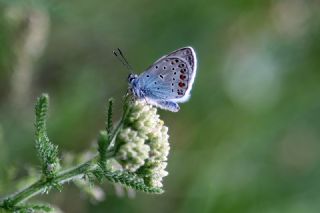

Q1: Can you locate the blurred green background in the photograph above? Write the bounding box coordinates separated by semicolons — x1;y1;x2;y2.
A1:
1;0;320;212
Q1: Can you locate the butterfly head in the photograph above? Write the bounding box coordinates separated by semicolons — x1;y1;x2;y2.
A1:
128;73;143;98
128;73;138;84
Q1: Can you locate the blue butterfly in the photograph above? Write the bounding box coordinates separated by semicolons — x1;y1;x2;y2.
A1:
123;47;197;112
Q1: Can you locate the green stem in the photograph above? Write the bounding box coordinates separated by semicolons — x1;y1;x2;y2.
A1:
1;128;124;210
0;97;131;211
107;97;130;149
0;156;99;209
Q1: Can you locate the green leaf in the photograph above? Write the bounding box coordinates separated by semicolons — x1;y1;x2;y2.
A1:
0;201;53;213
97;130;109;170
103;170;164;194
14;203;53;212
106;98;114;136
35;94;49;137
34;94;60;178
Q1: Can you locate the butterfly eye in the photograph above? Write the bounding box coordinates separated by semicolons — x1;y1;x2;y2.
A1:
128;73;137;83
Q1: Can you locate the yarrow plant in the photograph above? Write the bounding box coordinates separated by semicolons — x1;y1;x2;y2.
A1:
0;94;169;212
116;101;170;188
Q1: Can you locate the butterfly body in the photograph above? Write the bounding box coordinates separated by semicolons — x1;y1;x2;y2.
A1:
128;47;197;112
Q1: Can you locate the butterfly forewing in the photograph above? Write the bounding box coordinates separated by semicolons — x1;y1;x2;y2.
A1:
167;47;196;71
137;57;191;100
131;46;197;112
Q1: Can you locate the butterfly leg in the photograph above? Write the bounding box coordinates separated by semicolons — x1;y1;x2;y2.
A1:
155;100;180;112
143;96;149;105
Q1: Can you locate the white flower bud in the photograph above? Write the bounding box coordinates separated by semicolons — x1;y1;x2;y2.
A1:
116;128;150;172
115;100;170;188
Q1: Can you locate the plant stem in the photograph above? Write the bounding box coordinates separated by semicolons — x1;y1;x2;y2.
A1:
0;149;120;210
0;126;123;210
0;98;130;211
0;156;97;209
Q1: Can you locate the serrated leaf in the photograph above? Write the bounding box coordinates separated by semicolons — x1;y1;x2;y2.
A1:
103;170;164;194
34;94;60;178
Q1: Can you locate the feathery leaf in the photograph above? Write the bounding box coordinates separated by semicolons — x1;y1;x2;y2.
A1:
13;203;53;212
106;98;114;136
97;130;109;170
34;94;60;178
103;170;164;194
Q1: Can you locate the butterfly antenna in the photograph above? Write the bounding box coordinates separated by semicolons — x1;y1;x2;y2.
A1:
113;48;133;72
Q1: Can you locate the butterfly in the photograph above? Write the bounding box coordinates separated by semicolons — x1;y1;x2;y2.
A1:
115;47;197;112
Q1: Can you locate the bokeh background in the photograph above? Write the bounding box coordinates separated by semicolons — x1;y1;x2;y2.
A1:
1;0;320;212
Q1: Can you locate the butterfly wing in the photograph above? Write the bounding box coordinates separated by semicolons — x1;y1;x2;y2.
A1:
166;46;197;102
137;47;197;103
166;46;197;71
